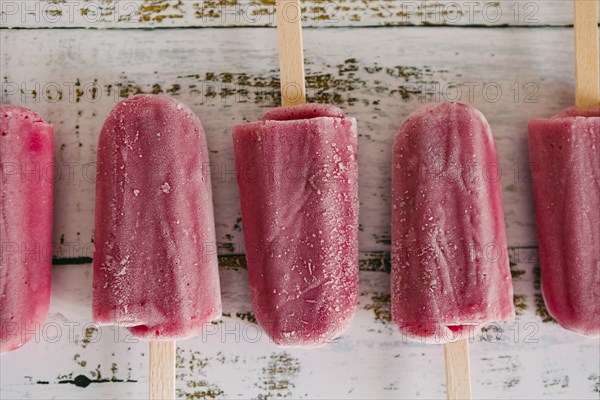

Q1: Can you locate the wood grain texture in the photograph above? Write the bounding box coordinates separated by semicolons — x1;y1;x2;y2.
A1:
0;261;598;399
0;27;579;258
0;0;581;29
444;340;472;400
149;341;176;400
1;3;599;398
574;0;600;108
276;0;306;106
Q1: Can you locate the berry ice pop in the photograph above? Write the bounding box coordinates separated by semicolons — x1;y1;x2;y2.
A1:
92;95;222;340
1;105;53;353
233;103;359;346
528;106;600;337
391;102;514;342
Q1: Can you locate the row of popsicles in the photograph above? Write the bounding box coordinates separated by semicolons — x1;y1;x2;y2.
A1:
1;96;598;354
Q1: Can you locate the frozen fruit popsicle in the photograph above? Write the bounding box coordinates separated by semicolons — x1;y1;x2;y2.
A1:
1;105;53;353
92;94;222;340
391;102;514;342
528;106;600;337
233;103;359;346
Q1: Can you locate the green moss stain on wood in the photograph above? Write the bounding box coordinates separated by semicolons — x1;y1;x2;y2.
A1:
235;311;257;324
78;0;186;23
218;242;236;254
508;253;528;315
510;268;526;280
373;234;391;246
218;254;246;270
479;355;521;389
257;352;301;397
14;60;444;111
363;293;392;324
73;353;87;367
533;264;555;323
589;374;600;394
508;249;526;280
176;348;226;399
359;252;391;272
47;349;137;388
513;294;527;316
41;0;504;26
232;217;243;232
542;369;569;389
217;252;392;272
78;326;99;349
504;377;521;389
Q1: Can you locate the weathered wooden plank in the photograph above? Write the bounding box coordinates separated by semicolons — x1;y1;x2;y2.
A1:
1;26;573;257
0;259;598;399
0;0;583;28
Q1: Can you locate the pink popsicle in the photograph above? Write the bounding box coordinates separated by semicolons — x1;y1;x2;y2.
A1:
1;105;53;353
528;106;600;337
92;95;222;340
233;104;359;346
391;102;514;342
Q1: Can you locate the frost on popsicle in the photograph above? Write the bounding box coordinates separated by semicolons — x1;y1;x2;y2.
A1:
0;105;53;353
92;95;222;340
528;106;600;337
233;104;359;347
391;102;514;343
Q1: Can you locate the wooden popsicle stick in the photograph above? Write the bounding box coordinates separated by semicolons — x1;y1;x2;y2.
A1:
276;0;306;106
574;0;600;108
149;341;176;400
444;339;472;400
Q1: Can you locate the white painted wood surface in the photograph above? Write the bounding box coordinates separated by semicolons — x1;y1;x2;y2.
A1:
1;261;599;399
1;26;580;256
0;0;577;28
1;2;600;399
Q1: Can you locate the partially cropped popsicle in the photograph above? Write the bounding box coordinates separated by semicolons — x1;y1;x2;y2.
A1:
233;104;359;346
92;95;222;340
528;106;600;337
391;102;514;342
1;105;53;353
